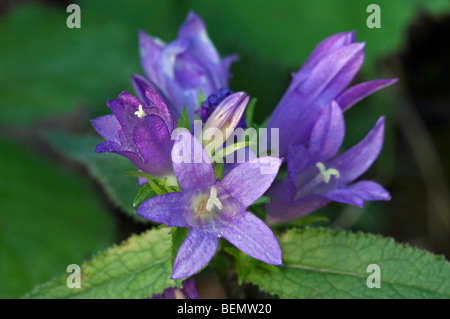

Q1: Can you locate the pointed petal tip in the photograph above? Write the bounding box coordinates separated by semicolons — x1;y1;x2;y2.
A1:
94;142;108;153
353;41;366;50
348;30;356;40
336;30;356;43
131;73;144;81
170;268;188;280
187;10;200;20
387;78;398;84
138;29;151;44
267;252;283;266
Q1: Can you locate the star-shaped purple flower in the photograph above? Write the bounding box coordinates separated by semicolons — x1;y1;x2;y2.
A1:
137;11;237;121
265;31;397;157
137;130;283;279
91;86;175;179
266;101;391;225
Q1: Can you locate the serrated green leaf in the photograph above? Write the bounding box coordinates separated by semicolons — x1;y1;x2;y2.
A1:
178;106;191;131
234;228;450;298
272;215;330;231
0;138;115;298
24;227;176;299
44;131;145;222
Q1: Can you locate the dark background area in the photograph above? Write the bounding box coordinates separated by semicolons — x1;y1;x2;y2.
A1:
0;0;449;298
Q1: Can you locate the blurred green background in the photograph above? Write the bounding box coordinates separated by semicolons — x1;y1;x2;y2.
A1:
0;0;449;298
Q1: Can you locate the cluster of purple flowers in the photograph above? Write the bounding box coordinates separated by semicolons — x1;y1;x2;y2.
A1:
91;12;395;282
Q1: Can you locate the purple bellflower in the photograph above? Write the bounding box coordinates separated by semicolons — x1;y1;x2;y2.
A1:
152;278;199;299
196;88;247;129
137;130;283;279
137;12;237;121
91;86;175;180
265;31;397;157
202;91;250;154
266;101;390;225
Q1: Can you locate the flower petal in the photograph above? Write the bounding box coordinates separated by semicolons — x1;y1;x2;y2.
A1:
327;117;385;185
320;180;391;207
131;73;155;106
320;188;365;207
95;140;142;164
221;54;239;82
219;157;282;208
172;229;219;279
152;278;199;299
219;211;282;265
203;92;249;152
177;12;233;95
172;130;215;192
300;31;355;78
287;143;312;186
157;38;198;117
347;180;391;201
178;11;221;65
133;115;173;176
337;78;398;112
107;92;153;131
139;30;165;88
267;42;365;156
265;179;329;225
136;192;189;227
308;100;345;160
144;86;175;132
131;74;175;131
90;115;121;143
222;146;257;176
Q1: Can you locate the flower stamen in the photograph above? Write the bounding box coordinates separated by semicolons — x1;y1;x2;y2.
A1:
134;105;147;118
205;186;223;212
316;162;340;183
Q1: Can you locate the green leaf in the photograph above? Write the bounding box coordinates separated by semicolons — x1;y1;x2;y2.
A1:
213;141;255;162
197;90;207;108
0;0;175;126
214;163;224;181
246;196;271;221
233;228;450;298
171;227;190;287
133;184;156;208
44;131;145;222
0;138;115;298
177;106;191;131
251;196;271;206
272;215;330;231
245;97;258;127
248;205;266;221
24;227;176;299
126;171;180;195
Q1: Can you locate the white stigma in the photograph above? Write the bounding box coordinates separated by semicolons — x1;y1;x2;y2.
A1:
205;186;223;212
316;162;340;184
134;105;147;118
